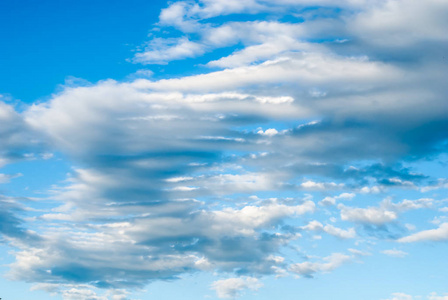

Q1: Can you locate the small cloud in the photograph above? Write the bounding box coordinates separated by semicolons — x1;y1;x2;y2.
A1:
398;223;448;243
211;277;263;299
41;153;54;160
384;292;414;300
301;180;344;190
0;173;23;184
257;128;279;136
381;249;408;258
348;248;371;256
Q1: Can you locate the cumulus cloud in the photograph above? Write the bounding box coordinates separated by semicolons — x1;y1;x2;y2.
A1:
289;253;352;278
319;192;355;206
302;221;356;239
339;198;433;225
211;277;263;299
0;101;43;167
398;223;448;243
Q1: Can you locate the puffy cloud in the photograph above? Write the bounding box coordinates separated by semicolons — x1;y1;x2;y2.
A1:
319;192;355;206
398;223;448;243
352;0;448;47
0;101;43;167
211;277;263;299
9;198;313;288
289;253;352;278
302;221;356;239
339;198;433;225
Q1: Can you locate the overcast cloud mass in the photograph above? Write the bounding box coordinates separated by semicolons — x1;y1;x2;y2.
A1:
0;0;447;299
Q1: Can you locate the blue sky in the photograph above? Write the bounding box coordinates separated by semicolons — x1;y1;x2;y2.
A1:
1;1;448;299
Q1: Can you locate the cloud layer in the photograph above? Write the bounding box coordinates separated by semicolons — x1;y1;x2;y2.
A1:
1;0;447;299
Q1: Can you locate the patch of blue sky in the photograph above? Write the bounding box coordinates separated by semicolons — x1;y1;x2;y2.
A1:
0;0;168;102
0;153;71;198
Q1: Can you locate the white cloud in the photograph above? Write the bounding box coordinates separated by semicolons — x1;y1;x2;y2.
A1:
0;173;22;184
289;253;352;277
137;52;400;93
339;204;398;225
398;223;448;243
134;37;205;64
352;0;448;47
428;292;448;300
339;198;433;225
348;248;371;256
319;193;355;206
301;180;344;190
421;179;448;192
31;284;129;300
211;277;263;299
257;128;279;136
381;249;408;258
302;221;356;239
384;292;414;300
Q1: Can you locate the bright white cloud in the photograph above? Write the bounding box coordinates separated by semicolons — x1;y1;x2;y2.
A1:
211;277;263;299
339;198;433;225
302;221;356;239
398;223;448;243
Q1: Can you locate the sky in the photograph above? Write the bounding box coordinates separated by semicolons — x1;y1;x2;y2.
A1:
0;0;447;299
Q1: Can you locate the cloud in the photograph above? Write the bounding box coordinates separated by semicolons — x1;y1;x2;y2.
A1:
339;198;433;225
0;196;40;244
301;180;344;190
302;221;356;239
133;37;206;64
381;249;408;258
352;0;448;47
289;253;352;278
31;283;129;300
211;276;263;299
319;192;355;206
398;223;448;243
384;293;414;300
0;101;43;167
9;197;313;288
428;293;448;300
421;179;448;192
0;173;22;183
2;0;448;298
